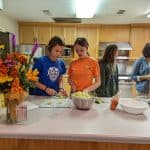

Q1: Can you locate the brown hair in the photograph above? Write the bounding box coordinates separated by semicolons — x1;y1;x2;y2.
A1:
48;36;65;52
74;37;89;49
100;44;118;64
143;43;150;58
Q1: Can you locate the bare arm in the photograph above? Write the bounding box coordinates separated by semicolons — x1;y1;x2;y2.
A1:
35;82;47;91
35;82;57;96
138;75;150;81
83;76;101;92
58;76;63;89
58;75;68;96
68;77;76;93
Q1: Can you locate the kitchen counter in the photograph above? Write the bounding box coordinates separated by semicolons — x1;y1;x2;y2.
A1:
0;96;150;150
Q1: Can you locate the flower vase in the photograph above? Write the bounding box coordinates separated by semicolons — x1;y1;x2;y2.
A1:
6;98;18;124
0;93;5;108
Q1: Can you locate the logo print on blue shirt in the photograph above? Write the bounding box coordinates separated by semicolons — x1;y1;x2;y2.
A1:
48;67;59;82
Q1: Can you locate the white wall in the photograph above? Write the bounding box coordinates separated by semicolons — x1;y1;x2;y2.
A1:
0;12;18;43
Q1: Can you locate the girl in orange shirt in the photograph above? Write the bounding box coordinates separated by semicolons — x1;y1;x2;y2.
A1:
68;37;101;93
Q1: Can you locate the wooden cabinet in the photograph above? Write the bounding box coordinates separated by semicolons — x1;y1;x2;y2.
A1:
51;26;65;40
145;27;150;42
51;26;76;45
19;26;36;44
129;27;145;59
1;138;150;150
76;27;99;58
19;23;150;59
129;26;150;59
20;26;51;44
37;26;51;44
19;24;99;59
64;27;76;45
19;25;73;45
100;25;130;42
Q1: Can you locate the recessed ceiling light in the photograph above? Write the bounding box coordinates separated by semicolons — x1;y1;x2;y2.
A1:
42;10;52;16
117;10;126;15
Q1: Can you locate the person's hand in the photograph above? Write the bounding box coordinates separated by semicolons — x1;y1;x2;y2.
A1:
140;75;150;80
70;81;76;93
71;84;76;93
45;88;57;96
83;88;90;93
58;88;68;97
69;79;76;93
147;75;150;80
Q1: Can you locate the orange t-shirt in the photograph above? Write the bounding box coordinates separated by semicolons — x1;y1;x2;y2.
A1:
68;57;100;91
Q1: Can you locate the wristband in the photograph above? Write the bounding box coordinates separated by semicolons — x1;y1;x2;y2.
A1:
59;88;64;91
43;86;47;91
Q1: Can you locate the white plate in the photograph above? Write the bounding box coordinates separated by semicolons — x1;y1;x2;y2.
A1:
140;98;150;104
119;100;149;115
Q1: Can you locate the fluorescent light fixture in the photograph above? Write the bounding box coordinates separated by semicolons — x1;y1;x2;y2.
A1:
75;0;99;18
147;13;150;18
0;0;3;10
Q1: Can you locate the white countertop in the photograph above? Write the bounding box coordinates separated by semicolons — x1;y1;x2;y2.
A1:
0;96;150;144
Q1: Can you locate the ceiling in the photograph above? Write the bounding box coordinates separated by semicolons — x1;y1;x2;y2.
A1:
2;0;150;24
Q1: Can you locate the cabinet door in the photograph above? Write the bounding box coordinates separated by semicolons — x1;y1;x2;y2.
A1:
37;27;51;44
64;27;76;45
100;25;130;42
145;27;150;43
76;27;99;58
51;27;65;40
129;27;145;59
19;26;36;44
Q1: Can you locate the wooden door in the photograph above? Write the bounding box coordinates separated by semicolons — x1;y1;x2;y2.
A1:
100;25;130;42
129;27;145;59
19;26;36;44
51;26;65;40
37;27;51;44
64;27;76;45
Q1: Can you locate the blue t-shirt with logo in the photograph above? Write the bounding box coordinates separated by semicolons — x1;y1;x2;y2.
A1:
32;56;66;96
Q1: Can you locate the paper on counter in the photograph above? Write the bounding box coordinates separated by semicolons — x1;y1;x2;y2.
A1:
21;101;39;110
39;97;73;108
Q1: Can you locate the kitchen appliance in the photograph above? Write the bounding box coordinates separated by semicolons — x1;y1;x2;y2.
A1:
63;47;73;57
0;31;16;52
60;45;74;69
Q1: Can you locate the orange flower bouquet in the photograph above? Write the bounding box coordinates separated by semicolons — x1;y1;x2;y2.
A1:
0;42;39;123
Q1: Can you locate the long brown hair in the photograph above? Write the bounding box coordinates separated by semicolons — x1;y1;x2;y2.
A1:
100;44;118;64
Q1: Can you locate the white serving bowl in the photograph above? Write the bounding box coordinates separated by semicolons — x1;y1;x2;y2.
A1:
72;96;95;110
119;100;149;115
